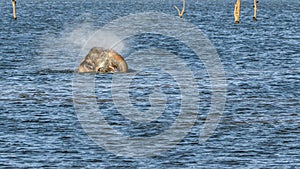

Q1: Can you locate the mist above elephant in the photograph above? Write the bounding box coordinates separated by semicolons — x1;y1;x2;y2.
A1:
78;47;128;73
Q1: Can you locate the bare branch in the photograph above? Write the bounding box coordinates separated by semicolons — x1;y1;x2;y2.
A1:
253;0;257;21
234;0;240;24
11;0;17;20
174;0;185;18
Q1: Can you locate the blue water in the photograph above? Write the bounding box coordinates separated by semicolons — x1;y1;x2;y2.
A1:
1;0;299;168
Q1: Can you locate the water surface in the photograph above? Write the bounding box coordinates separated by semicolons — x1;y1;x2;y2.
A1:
0;0;299;168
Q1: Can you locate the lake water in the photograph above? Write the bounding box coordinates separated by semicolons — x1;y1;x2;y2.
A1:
0;0;299;168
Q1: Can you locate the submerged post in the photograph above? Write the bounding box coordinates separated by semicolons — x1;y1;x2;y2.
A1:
253;0;257;21
12;0;17;20
234;0;241;24
174;0;185;18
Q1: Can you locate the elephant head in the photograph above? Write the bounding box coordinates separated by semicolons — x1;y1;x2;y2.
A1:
78;47;128;73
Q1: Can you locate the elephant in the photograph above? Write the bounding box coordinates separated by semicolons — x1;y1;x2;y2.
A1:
78;47;128;73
